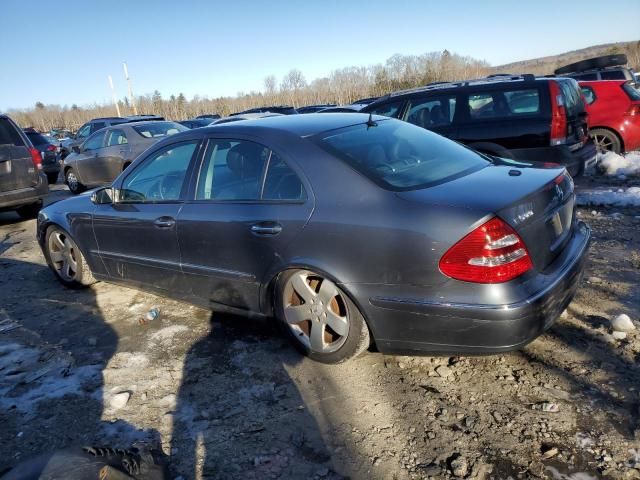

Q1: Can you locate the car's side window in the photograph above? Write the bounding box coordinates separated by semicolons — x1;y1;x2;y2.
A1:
90;122;107;133
367;101;404;118
196;139;269;201
406;96;457;128
468;89;540;119
263;153;306;201
76;124;91;140
581;86;596;105
83;131;106;151
107;129;128;146
120;141;198;203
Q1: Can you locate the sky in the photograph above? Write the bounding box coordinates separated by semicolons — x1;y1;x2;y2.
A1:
1;0;639;111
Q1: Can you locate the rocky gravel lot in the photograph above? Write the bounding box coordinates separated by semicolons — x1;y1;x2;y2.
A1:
0;179;639;480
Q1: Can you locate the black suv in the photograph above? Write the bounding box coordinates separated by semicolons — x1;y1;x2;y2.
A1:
61;115;164;158
0;114;49;219
23;128;61;184
362;74;596;176
555;54;637;82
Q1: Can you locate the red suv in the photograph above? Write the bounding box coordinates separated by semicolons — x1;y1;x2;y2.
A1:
579;80;640;153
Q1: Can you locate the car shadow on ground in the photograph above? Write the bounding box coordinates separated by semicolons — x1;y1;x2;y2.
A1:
0;258;159;472
170;311;339;479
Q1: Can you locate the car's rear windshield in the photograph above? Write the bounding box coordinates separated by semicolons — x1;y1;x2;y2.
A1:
25;132;51;145
622;83;640;101
132;122;187;138
0;118;25;146
313;119;489;191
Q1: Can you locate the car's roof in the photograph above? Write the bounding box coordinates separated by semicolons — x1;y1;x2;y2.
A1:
203;113;376;137
118;120;178;128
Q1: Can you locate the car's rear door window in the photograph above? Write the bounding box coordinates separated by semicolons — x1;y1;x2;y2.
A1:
468;88;540;119
106;129;128;146
405;95;456;128
314;119;489;191
262;153;306;201
196;140;269;201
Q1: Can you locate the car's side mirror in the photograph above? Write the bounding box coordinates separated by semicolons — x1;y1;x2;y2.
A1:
91;187;114;205
72;145;81;154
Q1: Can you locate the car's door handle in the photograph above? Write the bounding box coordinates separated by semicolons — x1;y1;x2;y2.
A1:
153;216;176;229
250;223;282;236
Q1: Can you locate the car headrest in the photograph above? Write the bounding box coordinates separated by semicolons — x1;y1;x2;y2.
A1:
227;142;266;178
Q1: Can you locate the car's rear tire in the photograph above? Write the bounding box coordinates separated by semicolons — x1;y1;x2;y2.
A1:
46;172;58;184
44;226;96;288
16;201;42;219
65;168;86;194
591;128;622;154
275;269;370;364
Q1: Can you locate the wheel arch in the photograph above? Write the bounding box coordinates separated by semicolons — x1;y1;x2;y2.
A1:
589;126;624;152
260;262;377;342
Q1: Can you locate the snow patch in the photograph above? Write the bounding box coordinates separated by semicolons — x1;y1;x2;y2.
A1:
576;187;640;207
598;151;640;176
544;467;597;480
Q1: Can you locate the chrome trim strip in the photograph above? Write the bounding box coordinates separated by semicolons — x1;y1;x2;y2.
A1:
93;250;255;280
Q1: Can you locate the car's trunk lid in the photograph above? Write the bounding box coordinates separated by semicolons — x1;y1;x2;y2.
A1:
397;164;575;271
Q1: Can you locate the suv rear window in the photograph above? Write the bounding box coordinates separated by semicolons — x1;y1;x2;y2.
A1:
468;88;540;119
25;132;51;146
314;119;488;191
622;83;640;101
132;122;187;138
0;118;25;146
600;70;626;80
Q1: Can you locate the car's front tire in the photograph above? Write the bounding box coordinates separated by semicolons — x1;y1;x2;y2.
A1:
44;226;96;288
65;168;85;194
275;269;370;363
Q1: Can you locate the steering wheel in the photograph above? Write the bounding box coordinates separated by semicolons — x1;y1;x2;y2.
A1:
157;172;183;200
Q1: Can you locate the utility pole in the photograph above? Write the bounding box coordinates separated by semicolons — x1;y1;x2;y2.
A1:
123;62;138;115
108;75;121;117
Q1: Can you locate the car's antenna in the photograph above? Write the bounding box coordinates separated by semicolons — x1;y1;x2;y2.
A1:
366;112;378;128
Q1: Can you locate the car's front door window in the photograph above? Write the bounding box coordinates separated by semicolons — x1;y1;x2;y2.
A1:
76;124;91;140
83;131;106;151
120;141;198;202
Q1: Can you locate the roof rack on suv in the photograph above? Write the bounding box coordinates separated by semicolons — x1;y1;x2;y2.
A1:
387;74;536;98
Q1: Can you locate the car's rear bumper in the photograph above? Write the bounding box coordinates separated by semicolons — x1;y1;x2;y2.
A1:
348;221;591;355
511;141;597;176
0;174;48;211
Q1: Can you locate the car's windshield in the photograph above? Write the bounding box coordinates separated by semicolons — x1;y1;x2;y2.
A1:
314;119;489;191
132;122;187;138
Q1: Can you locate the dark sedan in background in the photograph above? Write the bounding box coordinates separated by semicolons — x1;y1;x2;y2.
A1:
63;121;187;194
24;128;60;184
178;118;212;129
38;114;590;363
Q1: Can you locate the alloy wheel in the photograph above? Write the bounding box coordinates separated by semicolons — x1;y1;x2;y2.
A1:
282;271;350;353
592;133;614;153
48;230;79;282
66;170;79;192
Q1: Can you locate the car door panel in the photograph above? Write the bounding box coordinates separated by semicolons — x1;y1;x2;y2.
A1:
177;137;313;312
92;139;201;294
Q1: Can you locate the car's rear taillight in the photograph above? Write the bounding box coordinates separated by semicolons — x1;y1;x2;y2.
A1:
549;81;567;146
29;147;42;170
46;144;58;152
625;104;640;116
439;217;533;284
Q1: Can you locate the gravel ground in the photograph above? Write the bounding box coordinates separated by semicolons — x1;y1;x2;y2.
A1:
0;180;639;480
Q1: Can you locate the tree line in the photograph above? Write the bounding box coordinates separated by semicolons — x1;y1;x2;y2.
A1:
7;42;640;133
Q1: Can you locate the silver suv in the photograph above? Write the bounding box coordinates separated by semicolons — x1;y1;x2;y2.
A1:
0;114;49;219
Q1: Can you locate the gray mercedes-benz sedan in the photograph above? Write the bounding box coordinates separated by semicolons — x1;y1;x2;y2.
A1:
63;121;187;194
37;114;590;363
